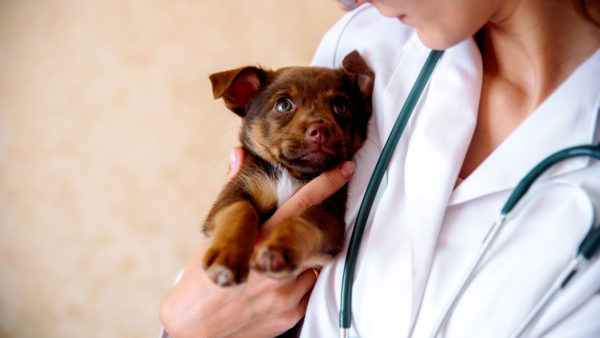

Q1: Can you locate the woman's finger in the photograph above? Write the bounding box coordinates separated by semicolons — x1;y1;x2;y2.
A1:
227;147;245;182
294;268;319;297
259;161;356;241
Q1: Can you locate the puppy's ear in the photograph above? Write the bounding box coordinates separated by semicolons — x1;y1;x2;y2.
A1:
209;67;265;116
341;51;374;98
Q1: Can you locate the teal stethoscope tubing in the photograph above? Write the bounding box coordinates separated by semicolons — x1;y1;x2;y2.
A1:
430;142;600;337
339;49;444;336
502;143;600;216
339;47;600;337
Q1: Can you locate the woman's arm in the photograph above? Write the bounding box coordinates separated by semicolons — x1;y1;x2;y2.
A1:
159;148;355;338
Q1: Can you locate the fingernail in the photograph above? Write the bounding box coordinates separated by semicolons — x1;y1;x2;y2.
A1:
340;161;356;179
230;149;238;169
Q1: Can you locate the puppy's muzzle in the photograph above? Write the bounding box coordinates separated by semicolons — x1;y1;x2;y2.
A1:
306;122;334;148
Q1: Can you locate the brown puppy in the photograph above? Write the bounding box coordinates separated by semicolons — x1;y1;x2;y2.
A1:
202;51;373;286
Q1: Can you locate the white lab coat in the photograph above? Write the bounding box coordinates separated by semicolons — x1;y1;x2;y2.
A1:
302;5;600;338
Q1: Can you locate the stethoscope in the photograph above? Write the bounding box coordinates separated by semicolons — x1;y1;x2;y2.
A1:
339;49;600;338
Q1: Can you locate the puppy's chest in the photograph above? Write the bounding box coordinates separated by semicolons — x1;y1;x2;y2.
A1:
275;170;304;208
244;169;304;214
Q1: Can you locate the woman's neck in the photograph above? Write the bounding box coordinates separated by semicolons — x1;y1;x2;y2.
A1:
458;0;600;179
479;0;600;112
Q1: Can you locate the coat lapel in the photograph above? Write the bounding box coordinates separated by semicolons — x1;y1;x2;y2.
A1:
401;36;481;323
450;48;600;207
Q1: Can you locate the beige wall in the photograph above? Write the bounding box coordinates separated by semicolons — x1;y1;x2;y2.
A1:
0;1;342;337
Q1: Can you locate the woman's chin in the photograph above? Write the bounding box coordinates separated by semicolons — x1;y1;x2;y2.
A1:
416;29;467;51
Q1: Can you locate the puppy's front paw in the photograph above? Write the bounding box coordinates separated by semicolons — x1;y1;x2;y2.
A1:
202;247;249;287
252;243;300;279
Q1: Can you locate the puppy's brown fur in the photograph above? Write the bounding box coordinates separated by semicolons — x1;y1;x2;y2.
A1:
202;51;373;286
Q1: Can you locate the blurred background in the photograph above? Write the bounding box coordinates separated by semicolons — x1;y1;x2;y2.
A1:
0;1;342;336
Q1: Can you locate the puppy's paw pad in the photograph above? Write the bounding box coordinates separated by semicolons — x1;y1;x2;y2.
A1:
252;246;298;278
202;248;248;286
206;265;235;287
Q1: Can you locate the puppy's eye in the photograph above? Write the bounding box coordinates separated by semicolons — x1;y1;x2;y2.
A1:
274;98;295;114
332;99;350;117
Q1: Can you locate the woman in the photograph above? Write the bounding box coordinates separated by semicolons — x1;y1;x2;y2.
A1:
160;0;600;336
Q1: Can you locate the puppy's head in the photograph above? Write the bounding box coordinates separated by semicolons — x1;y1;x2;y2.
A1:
210;51;374;180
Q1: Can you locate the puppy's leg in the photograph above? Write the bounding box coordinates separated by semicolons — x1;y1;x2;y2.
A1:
252;191;346;278
203;200;259;286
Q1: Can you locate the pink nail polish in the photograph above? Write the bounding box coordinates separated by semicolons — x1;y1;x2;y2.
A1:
340;161;356;179
230;150;238;169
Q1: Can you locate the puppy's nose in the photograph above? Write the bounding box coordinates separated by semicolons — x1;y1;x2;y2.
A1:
307;123;334;145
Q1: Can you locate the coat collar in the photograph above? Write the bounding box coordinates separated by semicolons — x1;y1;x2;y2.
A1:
449;48;600;206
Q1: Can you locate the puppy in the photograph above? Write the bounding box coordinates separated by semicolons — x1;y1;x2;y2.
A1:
202;51;373;286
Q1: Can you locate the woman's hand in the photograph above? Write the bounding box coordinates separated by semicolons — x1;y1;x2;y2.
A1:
159;147;355;337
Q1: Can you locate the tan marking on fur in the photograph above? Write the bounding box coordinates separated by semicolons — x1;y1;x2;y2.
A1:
278;216;325;259
210;200;258;242
246;123;279;165
240;168;278;213
323;88;337;98
203;200;259;285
